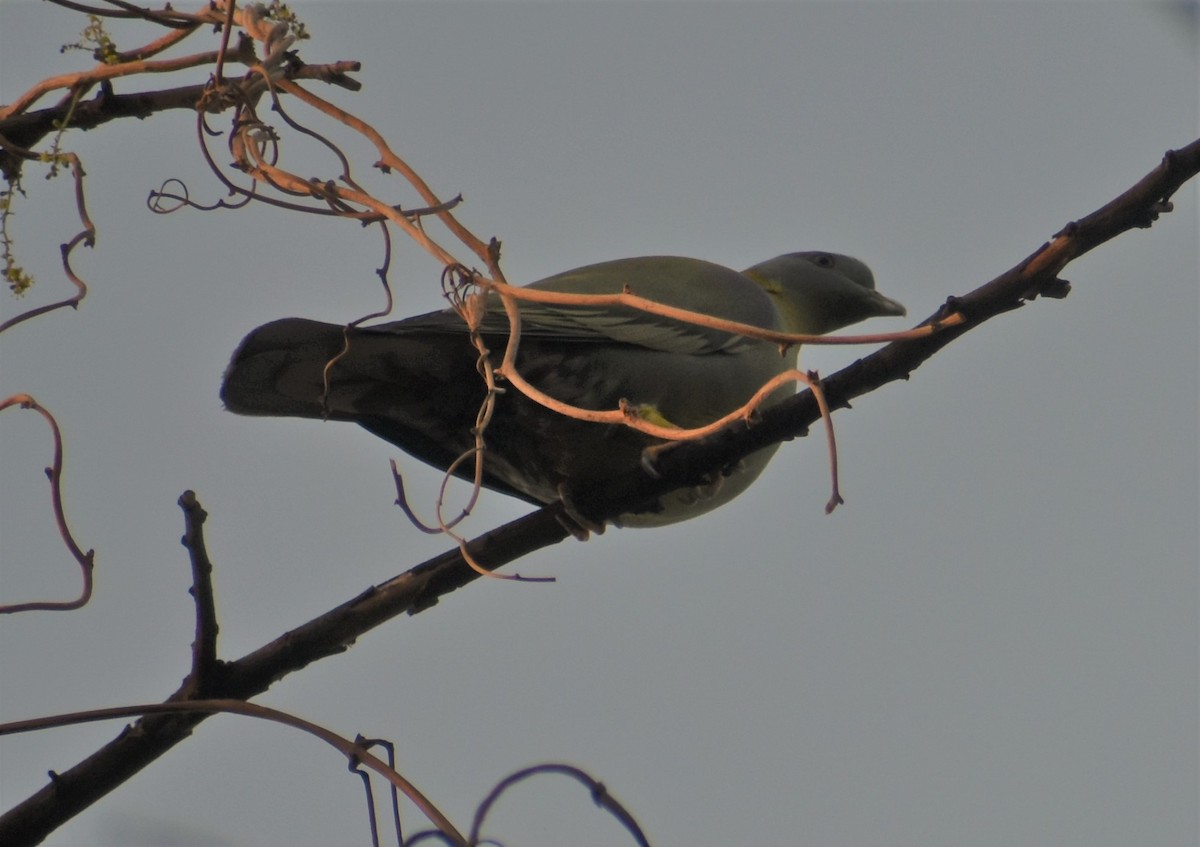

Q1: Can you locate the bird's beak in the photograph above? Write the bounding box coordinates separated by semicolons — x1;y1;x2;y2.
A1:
873;291;907;318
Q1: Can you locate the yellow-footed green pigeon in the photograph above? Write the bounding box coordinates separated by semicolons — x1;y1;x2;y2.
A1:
221;252;905;525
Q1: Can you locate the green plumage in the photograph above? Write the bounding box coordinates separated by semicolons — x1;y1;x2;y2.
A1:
222;252;905;525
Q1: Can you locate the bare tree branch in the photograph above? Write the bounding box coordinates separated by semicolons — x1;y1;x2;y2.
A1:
0;60;361;177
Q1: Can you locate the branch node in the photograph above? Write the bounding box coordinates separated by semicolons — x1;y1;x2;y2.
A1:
1034;277;1071;300
1054;220;1081;239
939;295;966;321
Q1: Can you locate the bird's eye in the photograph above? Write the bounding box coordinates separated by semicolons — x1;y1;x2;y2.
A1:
812;253;835;268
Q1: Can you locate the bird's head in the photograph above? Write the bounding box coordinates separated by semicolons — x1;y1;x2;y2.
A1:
743;252;906;336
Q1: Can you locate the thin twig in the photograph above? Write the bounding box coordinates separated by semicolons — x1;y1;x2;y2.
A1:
211;0;238;84
0;395;95;613
112;22;201;63
470;763;651;847
0;699;468;847
178;491;220;695
274;78;498;274
0;141;92;334
46;0;200;27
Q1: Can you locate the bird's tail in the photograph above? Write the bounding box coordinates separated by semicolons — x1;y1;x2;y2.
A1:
221;318;358;420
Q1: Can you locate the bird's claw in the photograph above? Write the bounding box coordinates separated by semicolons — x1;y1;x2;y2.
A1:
640;441;675;479
556;484;606;540
677;471;727;506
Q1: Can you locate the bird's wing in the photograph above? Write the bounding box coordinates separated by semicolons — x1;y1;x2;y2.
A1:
364;256;781;356
364;299;763;356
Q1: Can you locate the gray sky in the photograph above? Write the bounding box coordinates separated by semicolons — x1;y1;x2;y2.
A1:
2;2;1197;846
